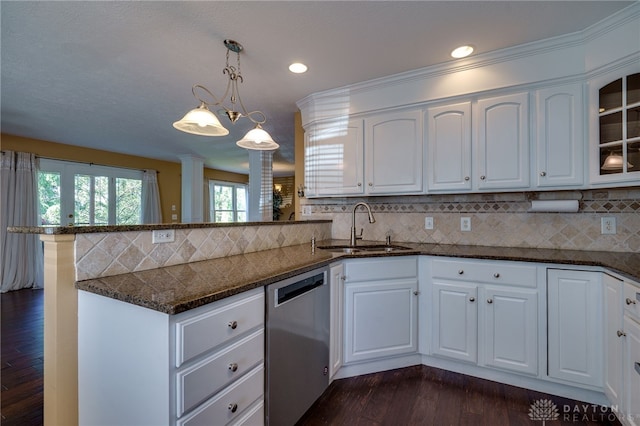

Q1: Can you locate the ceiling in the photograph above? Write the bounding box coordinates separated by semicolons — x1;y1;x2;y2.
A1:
1;1;634;177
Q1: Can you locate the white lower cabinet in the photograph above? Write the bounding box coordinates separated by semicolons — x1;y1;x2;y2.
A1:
343;257;419;364
430;258;538;376
547;269;603;388
78;287;265;426
329;262;345;379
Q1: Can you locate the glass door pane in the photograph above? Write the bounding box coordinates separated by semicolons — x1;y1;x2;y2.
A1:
38;171;61;225
116;177;142;224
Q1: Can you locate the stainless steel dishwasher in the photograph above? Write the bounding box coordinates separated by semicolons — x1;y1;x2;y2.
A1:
265;266;330;426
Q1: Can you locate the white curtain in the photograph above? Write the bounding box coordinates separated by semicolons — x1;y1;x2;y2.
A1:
141;169;162;224
1;151;44;292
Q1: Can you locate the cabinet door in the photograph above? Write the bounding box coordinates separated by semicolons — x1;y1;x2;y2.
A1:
307;120;365;196
547;269;603;387
426;102;472;192
303;130;318;197
476;92;530;190
365;109;423;194
535;83;585;187
329;262;344;379
604;274;624;407
624;315;640;426
431;281;478;363
344;278;418;364
480;286;538;375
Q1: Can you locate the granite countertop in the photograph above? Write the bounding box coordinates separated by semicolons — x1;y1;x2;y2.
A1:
7;220;331;235
75;240;640;315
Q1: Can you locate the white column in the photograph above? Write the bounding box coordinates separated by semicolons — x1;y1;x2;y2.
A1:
248;151;273;222
179;155;204;223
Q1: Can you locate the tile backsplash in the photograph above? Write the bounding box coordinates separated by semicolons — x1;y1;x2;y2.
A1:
75;221;331;281
302;188;640;253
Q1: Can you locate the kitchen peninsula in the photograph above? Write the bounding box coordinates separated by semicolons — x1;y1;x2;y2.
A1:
10;221;640;425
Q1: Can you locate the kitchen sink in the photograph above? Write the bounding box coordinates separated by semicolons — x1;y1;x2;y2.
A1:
317;244;415;254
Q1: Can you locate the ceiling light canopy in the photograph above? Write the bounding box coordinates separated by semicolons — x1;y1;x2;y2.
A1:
173;39;279;150
451;45;474;59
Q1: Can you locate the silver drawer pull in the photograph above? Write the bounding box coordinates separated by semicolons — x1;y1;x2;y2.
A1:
617;330;627;337
487;298;493;304
228;403;238;413
493;273;500;278
228;321;238;330
469;297;475;302
627;298;637;305
228;363;238;372
635;362;640;375
458;270;464;275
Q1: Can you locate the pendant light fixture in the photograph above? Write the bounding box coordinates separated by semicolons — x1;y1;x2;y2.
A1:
601;152;634;171
173;39;279;150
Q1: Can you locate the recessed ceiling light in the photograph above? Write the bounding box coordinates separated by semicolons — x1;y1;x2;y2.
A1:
451;45;474;59
289;62;308;73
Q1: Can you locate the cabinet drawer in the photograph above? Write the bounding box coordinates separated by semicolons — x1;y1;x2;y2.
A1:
345;256;417;282
175;289;264;367
431;258;537;288
177;328;264;416
624;282;640;320
178;365;264;426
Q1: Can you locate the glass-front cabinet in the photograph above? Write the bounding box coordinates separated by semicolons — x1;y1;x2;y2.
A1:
594;72;640;182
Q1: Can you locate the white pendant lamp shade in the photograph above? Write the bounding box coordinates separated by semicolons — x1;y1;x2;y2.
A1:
173;104;229;136
601;153;634;170
236;125;279;150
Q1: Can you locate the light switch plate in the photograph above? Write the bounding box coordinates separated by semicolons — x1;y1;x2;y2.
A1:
601;217;616;235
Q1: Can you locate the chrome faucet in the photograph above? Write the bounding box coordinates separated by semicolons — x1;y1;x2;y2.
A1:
350;202;375;246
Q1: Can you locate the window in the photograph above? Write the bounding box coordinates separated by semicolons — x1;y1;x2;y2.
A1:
209;180;247;223
38;159;143;226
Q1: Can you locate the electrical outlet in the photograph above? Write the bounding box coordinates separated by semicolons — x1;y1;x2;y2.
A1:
601;217;616;235
152;229;175;243
425;217;434;230
302;206;312;216
461;217;471;232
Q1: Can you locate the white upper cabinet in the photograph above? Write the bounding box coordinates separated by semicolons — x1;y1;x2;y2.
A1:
364;109;423;195
426;102;472;192
535;83;585;188
304;119;364;197
588;66;640;186
304;110;423;197
476;92;530;190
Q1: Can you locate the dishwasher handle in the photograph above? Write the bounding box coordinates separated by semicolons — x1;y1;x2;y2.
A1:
276;272;325;306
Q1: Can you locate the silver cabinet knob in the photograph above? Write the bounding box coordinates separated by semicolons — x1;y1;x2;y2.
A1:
469;297;475;302
480;175;486;180
540;171;547;177
357;182;362;187
368;182;373;186
493;273;500;278
413;290;420;296
617;330;627;337
458;269;464;275
228;363;238;372
626;298;637;305
487;298;493;304
464;176;470;181
228;403;238;413
228;320;238;330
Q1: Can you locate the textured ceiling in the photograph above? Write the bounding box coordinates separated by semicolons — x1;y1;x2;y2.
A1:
1;1;633;176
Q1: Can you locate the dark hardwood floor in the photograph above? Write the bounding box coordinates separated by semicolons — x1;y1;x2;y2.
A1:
1;288;44;426
298;365;621;426
0;289;621;426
